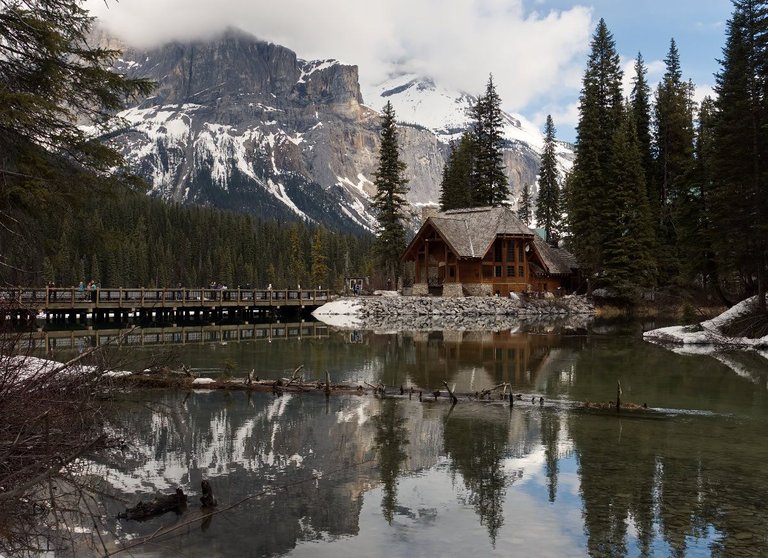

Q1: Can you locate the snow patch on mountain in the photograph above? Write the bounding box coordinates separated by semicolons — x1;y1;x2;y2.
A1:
298;59;340;83
364;74;546;151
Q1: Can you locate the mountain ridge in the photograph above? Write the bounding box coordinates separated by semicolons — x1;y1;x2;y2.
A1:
102;28;572;232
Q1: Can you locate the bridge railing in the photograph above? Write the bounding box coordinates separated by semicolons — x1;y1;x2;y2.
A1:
0;287;331;309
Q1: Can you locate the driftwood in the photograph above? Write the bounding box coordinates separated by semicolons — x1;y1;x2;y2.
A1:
442;381;458;405
286;365;305;387
118;488;187;520
478;383;510;400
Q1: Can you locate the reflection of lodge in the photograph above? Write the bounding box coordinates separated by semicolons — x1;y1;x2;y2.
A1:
17;322;329;353
402;207;578;297
404;330;562;392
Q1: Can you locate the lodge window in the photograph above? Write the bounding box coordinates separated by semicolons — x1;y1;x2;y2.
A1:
449;267;455;278
507;240;515;261
495;266;502;278
507;265;515;277
518;242;524;262
494;240;502;262
519;265;524;277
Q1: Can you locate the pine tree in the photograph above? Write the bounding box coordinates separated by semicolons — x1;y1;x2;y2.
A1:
0;0;152;208
518;183;532;225
372;101;409;284
630;53;655;209
310;227;330;288
535;115;561;243
653;39;696;284
685;96;718;289
712;1;768;310
470;75;509;206
600;107;657;299
439;133;474;210
566;19;625;284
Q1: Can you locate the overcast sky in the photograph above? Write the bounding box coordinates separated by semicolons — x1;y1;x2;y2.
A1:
88;0;734;141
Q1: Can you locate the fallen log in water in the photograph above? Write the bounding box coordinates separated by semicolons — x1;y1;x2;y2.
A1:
109;371;662;416
118;488;187;521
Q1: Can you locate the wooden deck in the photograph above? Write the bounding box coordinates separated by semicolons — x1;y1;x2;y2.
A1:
0;287;331;317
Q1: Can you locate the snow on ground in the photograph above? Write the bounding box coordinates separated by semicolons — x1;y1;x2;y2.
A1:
1;354;131;386
311;298;363;329
644;296;768;349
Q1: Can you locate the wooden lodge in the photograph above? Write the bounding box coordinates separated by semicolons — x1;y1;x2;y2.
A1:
401;206;578;297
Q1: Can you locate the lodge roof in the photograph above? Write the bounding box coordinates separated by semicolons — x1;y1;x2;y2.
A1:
402;205;579;274
427;206;533;258
531;234;578;275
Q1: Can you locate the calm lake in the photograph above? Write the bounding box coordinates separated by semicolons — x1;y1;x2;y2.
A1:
77;318;768;557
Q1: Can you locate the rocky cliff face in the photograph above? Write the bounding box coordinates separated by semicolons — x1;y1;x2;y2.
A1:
105;29;570;233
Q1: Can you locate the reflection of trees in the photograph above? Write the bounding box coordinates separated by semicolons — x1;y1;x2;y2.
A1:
569;415;657;557
569;412;768;557
373;399;409;524
443;411;510;545
540;409;560;503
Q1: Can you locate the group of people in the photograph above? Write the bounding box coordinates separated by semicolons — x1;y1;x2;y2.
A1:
77;279;99;302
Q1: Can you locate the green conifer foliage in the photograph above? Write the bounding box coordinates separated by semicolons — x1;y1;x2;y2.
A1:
600;109;657;299
372;101;409;284
0;0;152;206
535;115;561;243
518;183;532;226
653;39;696;284
566;19;625;283
470;75;509;206
311;227;330;288
439;133;474;210
712;1;768;309
630;53;655;209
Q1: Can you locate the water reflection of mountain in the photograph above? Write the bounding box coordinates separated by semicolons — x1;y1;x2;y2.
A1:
94;392;562;554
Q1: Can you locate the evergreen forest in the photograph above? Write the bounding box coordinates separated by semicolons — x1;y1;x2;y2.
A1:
1;188;373;290
439;4;767;309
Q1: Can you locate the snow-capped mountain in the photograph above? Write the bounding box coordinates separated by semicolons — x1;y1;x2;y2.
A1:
103;29;572;232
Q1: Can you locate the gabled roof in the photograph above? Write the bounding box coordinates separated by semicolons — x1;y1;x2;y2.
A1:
422;206;533;259
531;234;579;275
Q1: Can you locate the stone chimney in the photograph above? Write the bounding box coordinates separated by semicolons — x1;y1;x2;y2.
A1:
421;205;439;224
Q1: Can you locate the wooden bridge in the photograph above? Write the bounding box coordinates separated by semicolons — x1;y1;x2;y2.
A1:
15;321;330;353
0;287;331;321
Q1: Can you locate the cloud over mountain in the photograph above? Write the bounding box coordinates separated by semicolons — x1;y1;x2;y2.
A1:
87;0;593;125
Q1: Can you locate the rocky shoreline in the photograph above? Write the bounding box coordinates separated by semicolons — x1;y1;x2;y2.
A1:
313;294;595;331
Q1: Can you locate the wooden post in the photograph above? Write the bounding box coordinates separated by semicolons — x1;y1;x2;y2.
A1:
325;370;331;396
616;380;622;413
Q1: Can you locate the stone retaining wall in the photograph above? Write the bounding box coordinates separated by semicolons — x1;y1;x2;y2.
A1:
357;294;593;317
348;294;594;331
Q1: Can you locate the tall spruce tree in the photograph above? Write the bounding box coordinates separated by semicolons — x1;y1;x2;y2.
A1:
686;96;718;290
518;183;532;225
600;107;657;299
439;132;474;210
470;75;509;206
712;0;768;310
535;115;561;243
653;39;696;284
566;19;625;285
372;101;409;285
630;53;655;208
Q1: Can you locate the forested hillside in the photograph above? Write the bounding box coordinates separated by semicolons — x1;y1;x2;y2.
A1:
2;189;372;290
